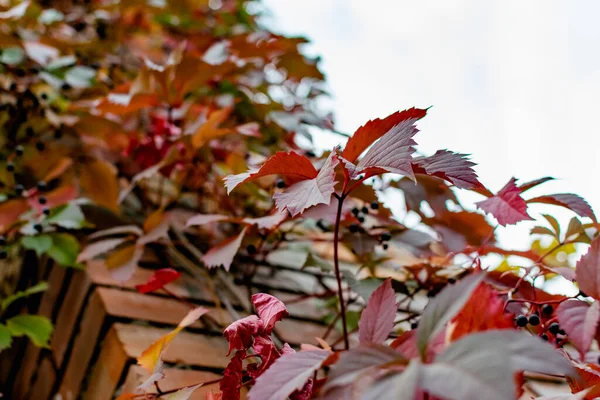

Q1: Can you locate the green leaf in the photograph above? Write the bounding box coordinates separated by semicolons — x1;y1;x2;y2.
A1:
416;273;484;357
0;47;24;65
0;324;12;352
46;203;85;229
6;315;53;348
2;281;48;310
65;66;96;88
46;233;80;267
21;234;53;256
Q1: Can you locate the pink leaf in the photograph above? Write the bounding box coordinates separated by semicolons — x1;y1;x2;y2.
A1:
527;193;596;222
201;227;247;270
223;315;263;355
518;177;554;193
109;245;144;282
352;116;421;181
248;336;280;378
219;351;245;400
187;214;231;226
575;237;600;300
556;300;599;358
77;238;127;262
476;178;532;226
411;150;482;190
236;122;261;137
358;278;397;343
242;210;287;230
342;108;427;163
224;152;318;194
247;350;330;400
252;293;289;333
272;151;339;217
135;268;182;294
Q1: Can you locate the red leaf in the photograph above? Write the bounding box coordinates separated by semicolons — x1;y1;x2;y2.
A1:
135;268;182;294
476;178;532;226
0;199;29;233
576;237;600;300
247;350;330;400
527;193;597;222
202;227;247;271
224;152;317;194
223;315;263;355
350;115;421;181
448;283;514;342
247;336;280;379
556;300;600;358
219;351;245;400
411;150;482;189
358;278;397;344
252;293;289;333
518;177;554;193
342;108;427;163
272;151;339;216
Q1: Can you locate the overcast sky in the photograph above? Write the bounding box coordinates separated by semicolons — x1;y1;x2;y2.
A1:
261;0;600;250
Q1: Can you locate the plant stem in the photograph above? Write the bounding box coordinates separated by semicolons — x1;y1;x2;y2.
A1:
333;193;350;350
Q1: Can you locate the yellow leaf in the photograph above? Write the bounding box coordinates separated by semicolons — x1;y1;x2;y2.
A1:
190;108;232;149
137;307;209;372
79;160;119;211
105;244;136;270
143;209;165;234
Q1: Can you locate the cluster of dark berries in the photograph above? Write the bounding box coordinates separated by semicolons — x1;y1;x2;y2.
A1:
515;304;565;342
0;236;6;260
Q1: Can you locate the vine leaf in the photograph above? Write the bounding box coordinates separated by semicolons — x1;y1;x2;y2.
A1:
135;268;182;294
575;237;600;300
527;193;597;222
201;227;247;270
476;178;532;226
358;278;397;344
556;300;600;358
411;150;482;189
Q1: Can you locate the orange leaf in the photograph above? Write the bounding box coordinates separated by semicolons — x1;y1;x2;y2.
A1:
105;244;138;270
190;108;232;149
342;108;427;163
0;199;29;233
44;157;73;182
79;160;119;211
45;185;78;209
143;209;165;234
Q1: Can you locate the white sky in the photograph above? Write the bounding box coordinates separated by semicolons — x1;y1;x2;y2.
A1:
261;0;600;250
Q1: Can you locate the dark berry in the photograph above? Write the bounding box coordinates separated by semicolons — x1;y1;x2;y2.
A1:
246;244;257;255
33;223;43;233
542;304;553;316
0;236;5;246
541;333;549;341
37;181;47;191
90;62;101;70
361;206;369;214
515;315;528;327
9;82;16;91
40;93;48;100
548;322;560;335
529;314;540;326
96;23;107;39
357;216;365;223
448;278;456;284
305;150;315;157
35;141;45;151
42;208;50;216
15;69;25;77
410;321;418;329
381;232;392;241
38;196;47;205
370;201;379;210
558;329;566;336
351;207;359;216
74;21;87;31
15;145;23;156
427;289;437;298
6;162;14;172
61;82;71;91
275;178;285;189
54;130;63;139
349;223;359;233
0;250;7;260
14;184;24;196
26;127;35;137
316;219;327;231
382;244;388;250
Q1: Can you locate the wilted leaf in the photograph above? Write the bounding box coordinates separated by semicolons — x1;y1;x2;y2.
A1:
223;315;263;354
77;238;128;262
135;268;182;294
2;282;48;310
224;151;318;194
6;315;53;348
476;178;532;226
247;350;330;400
252;293;289;333
575;237;600;300
528;193;597;222
164;384;203;400
416;273;485;355
358;278;397;344
518;177;554;193
105;244;143;282
202;227;247;270
80;160;119;211
272;151;339;216
556;300;600;357
0;199;29;232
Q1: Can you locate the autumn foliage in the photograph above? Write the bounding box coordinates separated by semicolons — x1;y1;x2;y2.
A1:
0;1;599;399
